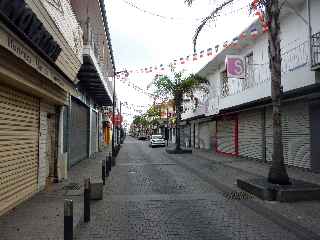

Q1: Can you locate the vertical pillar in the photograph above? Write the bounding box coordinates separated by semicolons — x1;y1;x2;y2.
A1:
64;199;73;240
84;178;91;222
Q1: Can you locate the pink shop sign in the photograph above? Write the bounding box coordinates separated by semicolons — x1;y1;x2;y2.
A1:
225;55;245;79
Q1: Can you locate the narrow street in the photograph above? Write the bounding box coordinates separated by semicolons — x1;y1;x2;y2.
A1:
75;137;303;240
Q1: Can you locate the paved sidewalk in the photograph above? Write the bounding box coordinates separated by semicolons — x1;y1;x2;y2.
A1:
0;149;110;240
191;149;320;237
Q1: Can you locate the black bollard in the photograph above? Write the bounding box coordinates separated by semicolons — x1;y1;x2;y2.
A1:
102;160;106;185
108;152;112;172
111;151;115;167
105;156;109;177
84;178;91;222
64;199;73;240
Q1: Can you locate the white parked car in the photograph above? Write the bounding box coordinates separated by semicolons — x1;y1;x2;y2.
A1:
149;135;166;147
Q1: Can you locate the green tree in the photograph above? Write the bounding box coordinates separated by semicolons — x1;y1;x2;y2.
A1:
149;67;209;151
145;106;161;130
185;0;290;185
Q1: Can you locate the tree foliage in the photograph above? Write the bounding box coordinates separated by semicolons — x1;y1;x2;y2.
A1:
149;66;209;150
150;66;209;101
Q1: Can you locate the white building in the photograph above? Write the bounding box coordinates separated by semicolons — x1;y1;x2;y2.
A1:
181;0;320;171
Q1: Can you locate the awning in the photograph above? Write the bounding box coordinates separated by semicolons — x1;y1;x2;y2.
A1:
77;55;112;106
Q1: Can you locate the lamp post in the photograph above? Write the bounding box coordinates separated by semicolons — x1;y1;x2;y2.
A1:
166;107;169;146
112;70;128;158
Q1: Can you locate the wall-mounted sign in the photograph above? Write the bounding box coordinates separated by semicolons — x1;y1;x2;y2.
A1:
0;25;75;95
0;0;61;61
225;55;245;79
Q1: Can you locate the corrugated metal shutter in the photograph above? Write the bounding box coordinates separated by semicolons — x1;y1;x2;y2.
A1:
180;125;191;148
199;122;210;149
69;98;89;166
0;85;39;215
266;101;311;169
239;110;263;159
91;111;97;155
216;119;236;154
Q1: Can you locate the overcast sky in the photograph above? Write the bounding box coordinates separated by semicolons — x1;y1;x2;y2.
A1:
105;0;255;126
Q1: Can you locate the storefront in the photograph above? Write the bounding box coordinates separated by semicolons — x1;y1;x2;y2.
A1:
0;1;79;215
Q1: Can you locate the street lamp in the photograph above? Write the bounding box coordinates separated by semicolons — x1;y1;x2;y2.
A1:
112;70;128;159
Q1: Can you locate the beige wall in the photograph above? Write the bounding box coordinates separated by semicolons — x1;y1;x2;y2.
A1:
26;0;82;83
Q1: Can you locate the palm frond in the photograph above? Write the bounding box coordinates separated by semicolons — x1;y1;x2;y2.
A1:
193;0;235;52
180;74;209;95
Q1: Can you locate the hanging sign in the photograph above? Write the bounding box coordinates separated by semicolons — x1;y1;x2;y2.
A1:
225;55;245;79
112;114;123;127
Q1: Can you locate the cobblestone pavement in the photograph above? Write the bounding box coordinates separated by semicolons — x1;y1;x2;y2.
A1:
75;137;320;240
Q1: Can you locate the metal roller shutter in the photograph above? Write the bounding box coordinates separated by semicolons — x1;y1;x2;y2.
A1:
239;110;263;160
266;101;311;169
199;122;210;149
69;98;89;166
216;119;237;155
0;85;39;215
91;111;97;155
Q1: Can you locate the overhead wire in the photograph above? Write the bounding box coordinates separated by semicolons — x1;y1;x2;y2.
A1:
121;0;252;23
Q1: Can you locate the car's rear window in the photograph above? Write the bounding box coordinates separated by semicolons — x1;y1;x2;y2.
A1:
152;135;163;139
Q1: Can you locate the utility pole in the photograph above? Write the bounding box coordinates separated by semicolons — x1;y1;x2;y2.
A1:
112;70;128;157
112;76;115;158
119;101;122;145
166;106;169;146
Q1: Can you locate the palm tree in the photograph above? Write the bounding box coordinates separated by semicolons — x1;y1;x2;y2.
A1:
149;67;209;151
185;0;290;185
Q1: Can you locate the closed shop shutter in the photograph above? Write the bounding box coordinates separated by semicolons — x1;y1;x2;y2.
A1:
69;98;89;166
239;110;263;160
216;119;237;155
180;125;191;148
0;85;39;215
266;101;311;169
199;122;210;149
91;111;97;155
195;122;199;148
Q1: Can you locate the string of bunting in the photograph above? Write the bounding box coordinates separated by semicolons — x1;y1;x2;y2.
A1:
122;101;151;109
117;25;267;77
119;78;155;98
121;0;250;23
119;78;171;102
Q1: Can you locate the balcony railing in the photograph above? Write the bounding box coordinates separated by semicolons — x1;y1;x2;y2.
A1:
311;32;320;69
81;19;114;94
221;41;309;98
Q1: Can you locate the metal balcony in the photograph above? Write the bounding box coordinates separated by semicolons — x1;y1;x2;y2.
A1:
311;32;320;70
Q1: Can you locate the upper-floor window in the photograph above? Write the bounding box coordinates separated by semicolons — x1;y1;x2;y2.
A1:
244;52;254;90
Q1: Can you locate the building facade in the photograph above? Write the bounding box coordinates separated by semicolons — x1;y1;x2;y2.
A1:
182;0;320;171
0;0;115;215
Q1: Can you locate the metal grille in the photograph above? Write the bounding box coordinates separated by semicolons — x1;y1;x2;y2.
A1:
69;99;89;167
223;191;254;200
220;41;309;98
312;32;320;68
